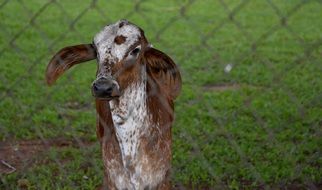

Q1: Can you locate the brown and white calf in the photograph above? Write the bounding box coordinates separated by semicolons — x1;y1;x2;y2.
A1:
46;20;181;190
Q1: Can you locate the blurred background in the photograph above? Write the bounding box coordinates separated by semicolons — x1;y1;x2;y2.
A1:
0;0;321;189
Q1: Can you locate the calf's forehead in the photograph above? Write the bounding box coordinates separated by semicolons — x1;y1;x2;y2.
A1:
93;20;142;61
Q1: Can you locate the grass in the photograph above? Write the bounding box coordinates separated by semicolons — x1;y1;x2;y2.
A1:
0;0;321;189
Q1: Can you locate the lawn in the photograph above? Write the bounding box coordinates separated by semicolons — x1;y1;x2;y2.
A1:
0;0;321;189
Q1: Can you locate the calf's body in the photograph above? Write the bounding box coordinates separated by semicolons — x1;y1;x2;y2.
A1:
46;20;181;190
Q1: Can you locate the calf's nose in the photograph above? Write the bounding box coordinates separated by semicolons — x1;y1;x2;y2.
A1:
92;78;119;99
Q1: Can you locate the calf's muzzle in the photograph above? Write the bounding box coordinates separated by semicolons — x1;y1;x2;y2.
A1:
92;77;120;100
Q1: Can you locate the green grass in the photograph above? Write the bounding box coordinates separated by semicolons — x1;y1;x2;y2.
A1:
0;0;321;189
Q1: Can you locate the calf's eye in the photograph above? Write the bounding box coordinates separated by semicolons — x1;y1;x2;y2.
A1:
131;47;140;56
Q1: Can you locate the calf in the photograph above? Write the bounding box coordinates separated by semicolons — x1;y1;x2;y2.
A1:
46;20;181;190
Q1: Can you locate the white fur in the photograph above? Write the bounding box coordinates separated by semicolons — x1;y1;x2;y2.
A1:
110;81;147;161
107;80;166;190
113;24;140;61
109;69;149;189
94;20;141;64
109;75;167;189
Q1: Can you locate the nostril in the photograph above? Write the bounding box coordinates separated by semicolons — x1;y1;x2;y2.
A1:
105;85;113;94
93;83;99;92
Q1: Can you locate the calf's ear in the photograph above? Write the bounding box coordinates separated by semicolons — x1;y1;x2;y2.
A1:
144;48;182;100
46;44;96;85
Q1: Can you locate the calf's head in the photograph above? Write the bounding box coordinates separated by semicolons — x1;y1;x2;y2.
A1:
46;19;181;101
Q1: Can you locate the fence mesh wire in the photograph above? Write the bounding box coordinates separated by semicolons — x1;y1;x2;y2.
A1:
0;0;321;189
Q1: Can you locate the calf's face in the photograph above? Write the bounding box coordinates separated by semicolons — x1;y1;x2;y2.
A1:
92;19;149;100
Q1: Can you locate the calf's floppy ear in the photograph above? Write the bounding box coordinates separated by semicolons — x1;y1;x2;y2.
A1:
46;44;96;85
144;48;182;100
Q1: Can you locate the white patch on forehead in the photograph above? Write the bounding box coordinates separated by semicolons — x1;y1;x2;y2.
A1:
94;25;116;63
93;20;141;64
113;25;140;61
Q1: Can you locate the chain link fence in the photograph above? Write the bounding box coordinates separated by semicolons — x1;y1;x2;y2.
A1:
0;0;321;189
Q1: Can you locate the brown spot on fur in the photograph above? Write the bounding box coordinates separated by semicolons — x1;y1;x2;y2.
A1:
114;35;127;45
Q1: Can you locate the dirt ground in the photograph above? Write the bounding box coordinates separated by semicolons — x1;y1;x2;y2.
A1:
0;138;94;175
